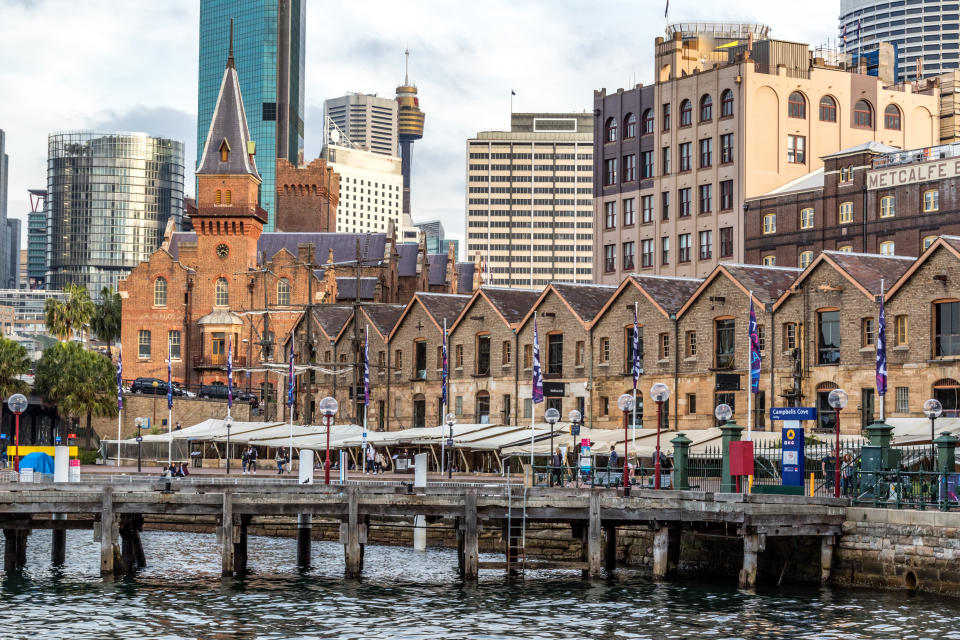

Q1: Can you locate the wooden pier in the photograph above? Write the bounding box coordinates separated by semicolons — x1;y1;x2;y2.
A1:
0;482;845;588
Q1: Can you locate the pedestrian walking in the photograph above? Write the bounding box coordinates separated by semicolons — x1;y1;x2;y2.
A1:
551;448;563;487
248;447;258;474
241;448;249;474
365;444;376;475
276;449;285;475
375;451;386;474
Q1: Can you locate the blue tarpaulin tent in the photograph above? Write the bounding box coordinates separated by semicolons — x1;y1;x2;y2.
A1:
19;452;54;474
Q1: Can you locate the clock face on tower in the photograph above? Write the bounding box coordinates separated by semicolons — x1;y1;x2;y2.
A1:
216;243;230;258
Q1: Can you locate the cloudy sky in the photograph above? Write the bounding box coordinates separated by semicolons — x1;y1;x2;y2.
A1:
0;0;838;251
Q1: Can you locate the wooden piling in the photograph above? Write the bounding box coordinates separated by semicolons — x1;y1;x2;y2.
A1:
586;492;602;578
51;513;66;565
820;535;834;585
3;529;16;572
235;514;250;573
652;525;670;580
739;532;761;589
220;490;234;577
463;491;478;581
344;487;362;577
100;486;116;576
603;524;617;572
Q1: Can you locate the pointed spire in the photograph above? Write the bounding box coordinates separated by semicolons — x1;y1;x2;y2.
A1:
404;48;410;85
227;18;235;68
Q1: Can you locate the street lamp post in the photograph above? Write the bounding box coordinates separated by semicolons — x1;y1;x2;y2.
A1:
134;417;144;473
568;409;581;484
924;398;943;467
446;413;457;479
715;403;732;426
617;394;635;492
7;394;27;472
827;389;848;499
650;383;671;490
224;415;233;475
545;406;559;466
319;396;338;485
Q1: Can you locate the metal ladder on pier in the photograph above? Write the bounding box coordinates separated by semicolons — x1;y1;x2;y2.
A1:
505;475;528;575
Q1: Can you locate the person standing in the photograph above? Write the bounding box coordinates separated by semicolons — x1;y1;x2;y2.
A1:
276;449;285;475
241;448;249;474
365;444;376;475
608;445;618;472
551;448;563;487
248;447;258;474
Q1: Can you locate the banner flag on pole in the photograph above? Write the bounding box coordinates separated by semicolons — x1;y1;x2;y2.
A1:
116;344;123;411
876;293;888;397
227;335;233;410
749;296;761;394
167;341;173;410
532;316;543;404
632;305;641;391
363;326;370;406
288;333;295;408
441;322;448;407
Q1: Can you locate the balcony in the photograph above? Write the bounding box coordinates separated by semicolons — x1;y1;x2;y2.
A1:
193;354;247;369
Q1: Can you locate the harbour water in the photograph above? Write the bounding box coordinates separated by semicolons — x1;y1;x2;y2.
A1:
4;530;959;639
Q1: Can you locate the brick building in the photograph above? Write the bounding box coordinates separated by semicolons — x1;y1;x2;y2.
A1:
119;53;475;403
275;158;340;233
745;142;960;267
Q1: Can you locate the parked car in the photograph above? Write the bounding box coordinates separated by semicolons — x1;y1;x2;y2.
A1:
199;383;255;403
130;377;189;397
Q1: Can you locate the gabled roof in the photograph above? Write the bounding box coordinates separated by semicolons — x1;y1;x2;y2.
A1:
387;292;471;341
886;236;960;300
196;51;259;178
518;282;616;330
360;304;406;341
678;263;801;317
427;253;448;286
310;305;354;343
397;243;419;277
774;250;914;309
821;141;899;160
591;274;703;326
456;263;475;294
761;167;825;197
449;287;540;333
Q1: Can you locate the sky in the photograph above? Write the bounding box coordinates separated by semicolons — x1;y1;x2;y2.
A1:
0;0;839;253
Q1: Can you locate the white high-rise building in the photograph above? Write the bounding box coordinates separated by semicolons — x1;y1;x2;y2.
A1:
322;144;403;233
324;93;399;157
465;113;594;288
840;0;960;83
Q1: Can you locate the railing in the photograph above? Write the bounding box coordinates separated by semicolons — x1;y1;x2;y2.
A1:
751;437;867;497
529;462;670;489
853;469;960;511
688;445;722;492
871;142;960;169
192;354;248;368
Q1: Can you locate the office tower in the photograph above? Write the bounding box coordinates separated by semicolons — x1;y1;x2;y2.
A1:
0;131;8;289
415;219;458;256
466;113;594;288
4;218;20;290
197;0;305;231
323;93;399;157
46;132;185;294
322;144;403;233
840;0;959;83
593;23;939;283
26;189;46;289
396;50;425;216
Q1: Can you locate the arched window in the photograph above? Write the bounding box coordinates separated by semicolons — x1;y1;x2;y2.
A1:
854;100;873;128
884;104;901;130
819;96;837;122
215;277;229;307
788;92;806;119
215;189;222;206
624;112;637;138
699;94;713;122
224;190;232;205
679;99;692;126
277;278;291;306
762;255;776;266
720;89;734;117
153;277;167;307
641;108;654;134
604;117;617;143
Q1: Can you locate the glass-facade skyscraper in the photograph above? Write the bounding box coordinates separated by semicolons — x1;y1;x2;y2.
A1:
46;132;185;295
197;0;305;231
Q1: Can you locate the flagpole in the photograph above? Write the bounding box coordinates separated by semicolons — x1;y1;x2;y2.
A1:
441;319;447;476
747;291;753;442
116;344;122;467
531;311;537;468
363;325;369;435
879;279;885;421
167;341;172;467
632;302;639;457
117;409;122;467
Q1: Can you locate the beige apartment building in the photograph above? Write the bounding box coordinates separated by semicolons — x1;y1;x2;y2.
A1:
321;144;405;234
593;22;940;284
466;113;594;288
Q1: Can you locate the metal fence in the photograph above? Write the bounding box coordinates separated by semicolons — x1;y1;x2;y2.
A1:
750;437;867;497
688;445;722;492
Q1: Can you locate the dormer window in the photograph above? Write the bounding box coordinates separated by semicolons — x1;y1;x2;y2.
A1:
219;138;231;162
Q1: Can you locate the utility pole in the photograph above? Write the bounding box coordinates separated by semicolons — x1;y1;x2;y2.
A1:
354;239;362;425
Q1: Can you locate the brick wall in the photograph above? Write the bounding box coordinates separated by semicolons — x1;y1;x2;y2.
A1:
275;158;340;233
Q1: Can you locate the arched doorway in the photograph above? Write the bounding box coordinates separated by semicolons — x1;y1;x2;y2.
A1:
933;379;960;417
413;394;426;428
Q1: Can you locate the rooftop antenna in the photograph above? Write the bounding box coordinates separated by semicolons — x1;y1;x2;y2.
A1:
227;18;235;68
404;47;410;85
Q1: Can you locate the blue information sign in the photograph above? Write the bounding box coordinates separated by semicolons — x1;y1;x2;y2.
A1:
781;426;805;486
571;424;580;436
770;406;817;421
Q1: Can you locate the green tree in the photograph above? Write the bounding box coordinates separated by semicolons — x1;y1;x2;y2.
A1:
0;336;30;399
91;287;122;349
35;342;117;430
44;284;95;342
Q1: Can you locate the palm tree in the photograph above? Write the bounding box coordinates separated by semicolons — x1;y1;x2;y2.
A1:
44;284;95;342
35;342;117;431
91;287;122;350
0;336;30;399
